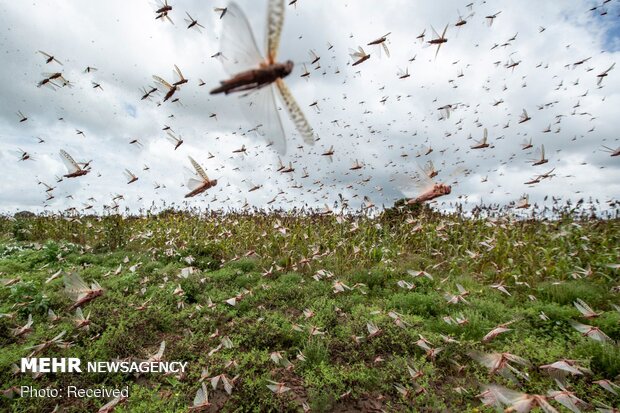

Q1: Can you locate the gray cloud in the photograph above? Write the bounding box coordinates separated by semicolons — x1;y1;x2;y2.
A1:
0;0;618;214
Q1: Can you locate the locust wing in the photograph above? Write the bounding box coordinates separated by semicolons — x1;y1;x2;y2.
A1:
166;131;181;145
240;85;286;154
153;75;173;89
59;150;81;174
63;272;91;301
349;46;368;61
184;166;206;191
188;156;209;181
484;385;525;407
186;178;205;191
266;0;285;63
193;382;209;407
275;78;315;145
173;65;185;83
391;172;428;198
153;340;166;360
382;42;390;58
220;2;264;76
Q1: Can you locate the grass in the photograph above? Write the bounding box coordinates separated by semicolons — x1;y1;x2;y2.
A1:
0;209;619;412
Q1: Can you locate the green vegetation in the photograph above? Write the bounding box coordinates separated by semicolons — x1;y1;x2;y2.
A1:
0;211;619;412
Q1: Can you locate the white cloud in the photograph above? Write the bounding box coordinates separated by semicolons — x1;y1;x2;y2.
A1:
0;0;618;214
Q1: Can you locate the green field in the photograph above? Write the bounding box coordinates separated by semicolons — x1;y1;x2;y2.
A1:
1;210;619;412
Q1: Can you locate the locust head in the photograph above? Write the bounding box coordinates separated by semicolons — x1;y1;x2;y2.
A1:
435;183;451;197
278;60;294;78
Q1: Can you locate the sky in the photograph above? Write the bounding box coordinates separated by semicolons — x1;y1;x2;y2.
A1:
0;0;619;215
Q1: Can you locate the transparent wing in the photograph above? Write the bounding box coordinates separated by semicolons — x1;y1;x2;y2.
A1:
441;24;449;38
193;382;208;406
188;156;209;181
267;383;290;393
166;132;180;144
187;179;205;191
59;150;80;173
185;172;206;191
239;84;286;154
569;320;591;334
485;385;525;406
210;375;221;390
349;47;366;60
174;64;184;80
183;165;199;186
415;172;436;192
222;376;233;394
275;78;315;145
446;167;466;183
421;160;439;178
470;351;498;369
391;173;422;198
63;273;90;300
153;75;172;89
53;330;67;342
220;2;264;76
382;43;390;58
154;340;166;360
266;0;285;63
393;164;436;198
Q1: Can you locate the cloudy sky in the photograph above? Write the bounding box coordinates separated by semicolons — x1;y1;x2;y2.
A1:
0;0;618;214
